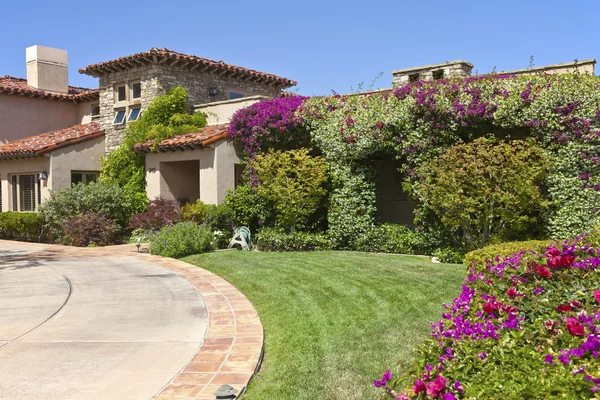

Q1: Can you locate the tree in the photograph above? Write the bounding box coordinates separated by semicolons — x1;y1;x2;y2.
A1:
251;149;329;232
415;138;550;250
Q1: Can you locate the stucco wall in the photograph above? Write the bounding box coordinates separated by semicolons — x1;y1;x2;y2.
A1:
99;64;287;152
0;136;104;212
145;139;240;205
0;157;49;212
48;136;105;191
0;95;97;143
194;96;269;125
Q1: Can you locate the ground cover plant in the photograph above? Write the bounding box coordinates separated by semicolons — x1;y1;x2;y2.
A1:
373;235;600;399
183;251;464;400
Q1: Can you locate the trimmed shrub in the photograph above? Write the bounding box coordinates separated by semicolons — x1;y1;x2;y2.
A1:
0;212;46;241
464;239;551;271
431;247;464;264
415;138;550;251
63;212;121;247
252;148;329;232
256;228;331;252
129;198;181;231
374;236;600;399
353;224;426;254
149;222;215;258
224;184;269;232
39;181;134;240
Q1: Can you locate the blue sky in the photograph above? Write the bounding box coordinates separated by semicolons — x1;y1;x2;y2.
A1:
1;0;597;96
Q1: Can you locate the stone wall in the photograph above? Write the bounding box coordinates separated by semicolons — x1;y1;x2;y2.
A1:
99;64;285;152
392;61;474;88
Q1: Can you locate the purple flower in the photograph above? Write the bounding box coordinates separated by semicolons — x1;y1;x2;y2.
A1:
373;369;392;388
478;352;488;360
454;380;465;394
558;352;570;365
544;354;554;364
533;287;545;295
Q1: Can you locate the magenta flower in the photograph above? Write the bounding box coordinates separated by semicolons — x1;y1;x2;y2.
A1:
412;379;426;394
373;369;392;387
594;290;600;303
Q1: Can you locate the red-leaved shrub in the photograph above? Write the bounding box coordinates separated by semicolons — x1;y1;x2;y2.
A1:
128;198;181;231
62;212;121;246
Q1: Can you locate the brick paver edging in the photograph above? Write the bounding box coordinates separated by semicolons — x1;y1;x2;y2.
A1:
0;241;263;400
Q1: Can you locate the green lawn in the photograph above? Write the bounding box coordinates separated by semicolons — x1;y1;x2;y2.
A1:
183;251;464;400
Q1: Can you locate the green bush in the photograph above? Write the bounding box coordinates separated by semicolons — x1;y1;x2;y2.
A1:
431;247;464;264
149;222;216;258
39;181;135;240
224;184;269;232
181;200;234;248
464;239;551;270
353;224;425;254
256;227;331;252
252;148;329;232
415;138;550;251
0;212;46;241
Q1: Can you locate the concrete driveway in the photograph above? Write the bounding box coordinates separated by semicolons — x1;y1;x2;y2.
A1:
0;242;208;400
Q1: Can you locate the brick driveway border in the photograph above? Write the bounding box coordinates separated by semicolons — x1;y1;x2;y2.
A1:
0;240;263;400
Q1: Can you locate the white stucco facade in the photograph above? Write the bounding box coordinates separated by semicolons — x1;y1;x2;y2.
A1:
144;139;240;205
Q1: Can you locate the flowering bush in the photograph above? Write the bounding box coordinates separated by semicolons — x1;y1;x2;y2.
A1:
228;96;309;158
374;236;600;399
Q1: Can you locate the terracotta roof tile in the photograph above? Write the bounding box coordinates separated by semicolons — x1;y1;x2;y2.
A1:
0;122;104;160
132;123;229;153
0;75;99;102
79;48;296;88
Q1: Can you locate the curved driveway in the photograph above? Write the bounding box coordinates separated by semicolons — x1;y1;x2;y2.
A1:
0;242;208;400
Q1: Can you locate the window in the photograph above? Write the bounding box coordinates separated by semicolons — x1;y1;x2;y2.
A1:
432;70;444;80
91;104;100;117
117;85;126;102
131;82;141;99
229;92;245;100
128;107;141;122
11;174;40;212
71;171;99;187
409;73;420;83
114;110;126;125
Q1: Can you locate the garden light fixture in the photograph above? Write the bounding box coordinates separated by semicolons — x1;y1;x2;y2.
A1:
214;384;237;399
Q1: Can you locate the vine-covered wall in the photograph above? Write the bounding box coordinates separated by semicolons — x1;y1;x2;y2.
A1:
229;74;600;248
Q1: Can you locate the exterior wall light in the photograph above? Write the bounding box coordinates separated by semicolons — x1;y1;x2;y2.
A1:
39;171;48;181
209;87;218;97
214;384;238;399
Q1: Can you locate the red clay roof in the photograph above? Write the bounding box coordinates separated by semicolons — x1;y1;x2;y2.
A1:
0;75;99;102
0;122;104;160
79;47;296;88
133;123;229;153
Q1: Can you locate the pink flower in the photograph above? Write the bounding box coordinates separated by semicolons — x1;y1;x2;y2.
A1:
412;379;426;394
594;290;600;303
566;317;585;336
556;304;573;313
426;375;447;397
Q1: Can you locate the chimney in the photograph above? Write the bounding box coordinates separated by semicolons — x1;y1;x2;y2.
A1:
26;45;68;94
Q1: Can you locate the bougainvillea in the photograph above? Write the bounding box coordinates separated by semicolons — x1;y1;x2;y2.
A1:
373;235;600;398
227;96;309;158
300;73;600;246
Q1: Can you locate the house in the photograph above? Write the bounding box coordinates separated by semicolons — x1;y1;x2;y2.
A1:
0;46;296;212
